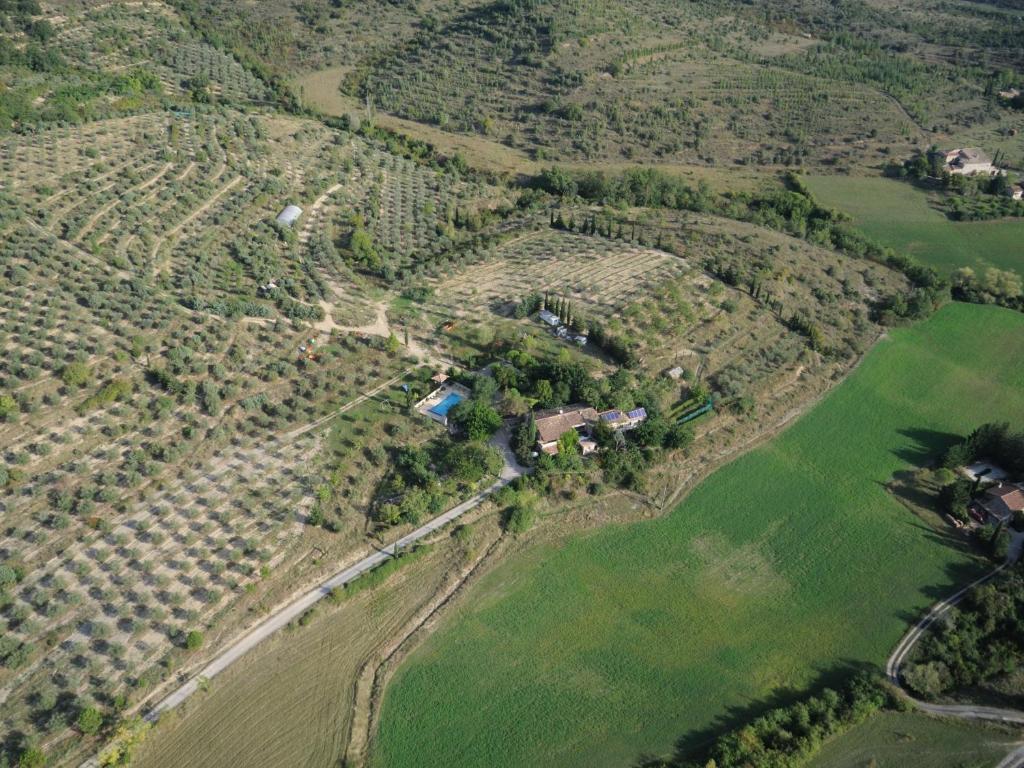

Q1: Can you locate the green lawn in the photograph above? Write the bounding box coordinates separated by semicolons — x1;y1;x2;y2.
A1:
807;711;1020;768
373;303;1024;768
805;175;1024;277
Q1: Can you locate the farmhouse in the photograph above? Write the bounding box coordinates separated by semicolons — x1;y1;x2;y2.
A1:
941;148;998;176
597;407;648;432
276;204;303;226
976;482;1024;525
535;405;599;455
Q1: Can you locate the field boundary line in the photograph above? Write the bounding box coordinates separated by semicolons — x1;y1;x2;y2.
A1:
344;532;508;767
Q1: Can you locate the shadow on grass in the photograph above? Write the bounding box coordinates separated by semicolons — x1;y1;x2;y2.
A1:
892;557;993;627
634;660;878;768
635;557;993;768
891;427;963;466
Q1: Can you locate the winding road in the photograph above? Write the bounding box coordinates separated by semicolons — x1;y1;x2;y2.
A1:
886;552;1024;767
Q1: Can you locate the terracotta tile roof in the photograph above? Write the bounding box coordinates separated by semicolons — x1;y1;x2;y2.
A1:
982;484;1024;517
534;405;598;444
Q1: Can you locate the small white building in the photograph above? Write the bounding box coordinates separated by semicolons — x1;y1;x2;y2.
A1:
538;309;560;327
1006;184;1024;201
276;204;303;227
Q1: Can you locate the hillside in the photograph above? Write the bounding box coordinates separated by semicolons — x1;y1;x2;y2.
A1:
2;1;1023;767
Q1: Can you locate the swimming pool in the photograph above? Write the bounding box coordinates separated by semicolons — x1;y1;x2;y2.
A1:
429;392;465;418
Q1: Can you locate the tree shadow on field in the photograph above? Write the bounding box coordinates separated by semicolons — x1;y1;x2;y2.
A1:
634;660;878;768
892;557;992;628
892;427;964;466
887;469;935;510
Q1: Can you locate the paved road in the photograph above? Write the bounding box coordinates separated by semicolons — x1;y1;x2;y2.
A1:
996;745;1024;768
142;428;523;721
886;559;1024;765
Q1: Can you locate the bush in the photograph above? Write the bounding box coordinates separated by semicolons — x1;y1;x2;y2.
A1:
60;362;92;388
77;706;104;735
340;545;430;598
903;660;953;698
184;630;204;651
938;478;972;522
504;500;535;534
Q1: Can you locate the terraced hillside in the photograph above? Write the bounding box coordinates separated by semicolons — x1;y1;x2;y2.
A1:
3;2;1023;768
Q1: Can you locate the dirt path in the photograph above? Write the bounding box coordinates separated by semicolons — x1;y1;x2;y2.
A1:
283;369;410;441
299;181;343;244
151;175;243;275
76;161;173;241
331;300;390;338
175;160;196;181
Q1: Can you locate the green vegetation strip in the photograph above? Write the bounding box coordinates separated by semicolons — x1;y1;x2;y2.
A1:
373;303;1024;768
335;545;431;601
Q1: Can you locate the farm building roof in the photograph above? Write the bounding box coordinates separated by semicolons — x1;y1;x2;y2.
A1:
538;309;561;327
597;407;648;430
276;204;303;226
981;483;1024;521
534;405;599;444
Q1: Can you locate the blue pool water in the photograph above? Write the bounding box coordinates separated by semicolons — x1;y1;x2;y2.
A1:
429;392;464;417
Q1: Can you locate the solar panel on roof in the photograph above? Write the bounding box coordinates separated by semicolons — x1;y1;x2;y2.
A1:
627;407;647;420
601;411;621;421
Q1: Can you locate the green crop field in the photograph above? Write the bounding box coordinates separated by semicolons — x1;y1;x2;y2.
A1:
805;175;1024;277
807;711;1020;768
372;302;1024;768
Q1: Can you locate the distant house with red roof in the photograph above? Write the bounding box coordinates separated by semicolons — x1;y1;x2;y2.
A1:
978;483;1024;525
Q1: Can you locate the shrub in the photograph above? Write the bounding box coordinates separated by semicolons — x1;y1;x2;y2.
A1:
184;630;204;651
60;362;92;388
504;500;535;534
77;706;104;735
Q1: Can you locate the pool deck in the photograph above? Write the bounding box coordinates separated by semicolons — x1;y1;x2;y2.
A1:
415;382;472;425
